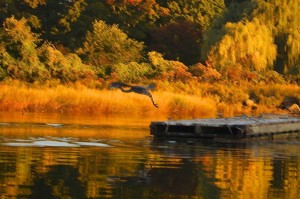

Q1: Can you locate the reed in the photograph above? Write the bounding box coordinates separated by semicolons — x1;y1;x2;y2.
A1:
0;83;216;118
0;81;297;118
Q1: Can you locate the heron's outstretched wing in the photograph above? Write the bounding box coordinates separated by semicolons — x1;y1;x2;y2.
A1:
109;82;131;89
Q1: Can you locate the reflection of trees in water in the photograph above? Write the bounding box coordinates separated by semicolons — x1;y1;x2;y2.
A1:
150;141;300;198
31;165;85;199
270;157;300;199
0;141;299;198
204;145;300;199
0;147;154;198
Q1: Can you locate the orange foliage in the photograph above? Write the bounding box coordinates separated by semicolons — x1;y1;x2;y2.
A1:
172;62;193;82
189;63;221;82
160;61;193;82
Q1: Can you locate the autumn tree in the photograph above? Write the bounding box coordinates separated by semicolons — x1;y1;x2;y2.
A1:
146;0;226;65
162;0;225;30
0;16;95;83
251;0;300;73
31;0;87;47
0;16;48;82
1;0;299;84
285;29;300;71
207;18;277;79
78;20;144;77
201;0;254;61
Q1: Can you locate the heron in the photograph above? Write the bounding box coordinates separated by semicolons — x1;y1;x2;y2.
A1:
109;82;158;108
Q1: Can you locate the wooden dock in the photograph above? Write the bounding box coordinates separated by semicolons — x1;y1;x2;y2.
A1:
150;115;300;139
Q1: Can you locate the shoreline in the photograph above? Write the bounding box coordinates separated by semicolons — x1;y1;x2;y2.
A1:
0;82;292;119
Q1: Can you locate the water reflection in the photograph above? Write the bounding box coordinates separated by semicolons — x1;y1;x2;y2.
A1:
0;113;299;198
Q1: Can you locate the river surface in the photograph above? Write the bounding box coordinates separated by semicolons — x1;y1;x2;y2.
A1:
0;112;299;199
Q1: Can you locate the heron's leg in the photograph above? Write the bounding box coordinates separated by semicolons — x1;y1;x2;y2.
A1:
146;92;158;108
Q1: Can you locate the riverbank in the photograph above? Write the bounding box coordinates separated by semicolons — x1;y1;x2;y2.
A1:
0;81;297;119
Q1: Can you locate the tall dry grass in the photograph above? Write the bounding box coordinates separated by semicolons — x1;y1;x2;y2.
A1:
0;83;217;118
0;81;297;119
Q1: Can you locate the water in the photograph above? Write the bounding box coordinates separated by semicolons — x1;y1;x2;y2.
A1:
0;112;299;198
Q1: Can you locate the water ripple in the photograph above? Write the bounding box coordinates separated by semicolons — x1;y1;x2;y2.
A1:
1;137;112;148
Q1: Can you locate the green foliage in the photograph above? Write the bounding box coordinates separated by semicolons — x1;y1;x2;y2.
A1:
0;17;48;82
0;42;15;73
208;18;277;74
165;0;225;30
21;0;89;49
39;43;95;82
78;20;144;73
112;62;152;83
147;51;168;75
0;16;95;83
55;0;87;34
105;0;164;41
0;44;10;80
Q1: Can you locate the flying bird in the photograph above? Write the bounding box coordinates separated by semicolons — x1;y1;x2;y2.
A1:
109;82;158;108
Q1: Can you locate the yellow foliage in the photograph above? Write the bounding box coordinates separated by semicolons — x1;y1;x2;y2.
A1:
209;18;277;73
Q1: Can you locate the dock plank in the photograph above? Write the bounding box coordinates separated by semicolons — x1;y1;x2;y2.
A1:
150;116;300;139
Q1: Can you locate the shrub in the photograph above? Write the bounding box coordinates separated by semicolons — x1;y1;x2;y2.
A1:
78;20;144;72
147;51;192;82
0;17;49;82
189;63;221;82
39;43;96;82
111;62;152;83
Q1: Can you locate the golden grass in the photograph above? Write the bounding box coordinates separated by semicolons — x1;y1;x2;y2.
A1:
0;81;298;119
0;83;217;118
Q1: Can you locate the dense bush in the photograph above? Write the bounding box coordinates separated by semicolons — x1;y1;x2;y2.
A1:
111;62;152;83
77;20;145;76
39;43;96;82
148;51;192;82
0;17;50;82
189;63;221;82
0;17;95;83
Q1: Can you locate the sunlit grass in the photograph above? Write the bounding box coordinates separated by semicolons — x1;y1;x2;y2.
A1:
0;83;216;118
0;81;298;119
